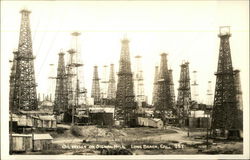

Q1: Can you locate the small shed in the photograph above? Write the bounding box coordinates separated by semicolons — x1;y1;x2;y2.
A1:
149;118;164;129
33;115;56;129
33;134;53;151
11;134;32;152
89;107;114;126
10;134;53;152
137;117;163;129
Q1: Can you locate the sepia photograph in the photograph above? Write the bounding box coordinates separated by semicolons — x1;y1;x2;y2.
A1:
1;0;249;159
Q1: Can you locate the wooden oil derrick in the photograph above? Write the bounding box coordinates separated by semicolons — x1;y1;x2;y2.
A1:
54;51;68;114
152;66;159;105
134;55;146;107
115;37;136;126
212;26;239;134
154;53;174;123
48;64;56;102
12;9;38;111
101;65;109;100
91;66;101;104
233;70;243;111
9;51;18;112
169;69;176;109
206;81;213;106
233;69;243;130
107;64;116;99
191;70;199;103
177;61;191;126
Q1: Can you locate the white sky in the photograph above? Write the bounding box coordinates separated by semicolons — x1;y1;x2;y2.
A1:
1;1;249;107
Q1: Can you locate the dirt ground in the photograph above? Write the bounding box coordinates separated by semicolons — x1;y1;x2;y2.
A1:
48;125;243;155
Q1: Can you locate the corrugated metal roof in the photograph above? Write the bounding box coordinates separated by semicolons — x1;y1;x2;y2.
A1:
39;115;56;121
34;134;53;140
11;134;32;137
40;100;53;106
152;118;162;122
89;107;114;113
11;134;53;140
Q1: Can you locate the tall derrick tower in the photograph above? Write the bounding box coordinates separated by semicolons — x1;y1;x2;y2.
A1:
168;69;176;108
191;70;199;103
91;66;101;104
134;55;146;107
206;81;213;106
101;65;109;100
107;63;116;99
154;53;173;123
152;66;159;105
48;64;56;101
177;61;191;125
54;51;68;114
66;32;84;107
9;51;18;112
116;37;135;126
233;69;243;130
66;32;84;125
12;9;38;111
233;70;243;111
212;26;239;133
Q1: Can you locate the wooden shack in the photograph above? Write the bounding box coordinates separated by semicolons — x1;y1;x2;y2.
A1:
10;134;53;152
33;134;53;151
89;107;114;126
137;117;163;129
11;134;32;152
33;115;56;129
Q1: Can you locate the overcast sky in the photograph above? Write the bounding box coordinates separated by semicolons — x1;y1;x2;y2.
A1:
1;1;249;107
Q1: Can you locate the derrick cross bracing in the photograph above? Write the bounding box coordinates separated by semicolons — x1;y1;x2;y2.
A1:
115;37;136;126
176;61;191;125
212;26;239;133
54;51;68;114
12;9;38;112
154;53;174;123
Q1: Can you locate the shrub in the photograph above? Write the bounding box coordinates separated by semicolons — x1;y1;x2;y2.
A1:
70;126;82;137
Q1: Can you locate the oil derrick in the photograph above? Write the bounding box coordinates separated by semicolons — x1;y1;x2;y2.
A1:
212;26;239;133
54;51;68;114
48;64;56;101
101;65;109;100
168;69;176;108
9;51;18;112
152;66;159;105
134;55;146;107
233;70;243;111
116;37;135;126
66;32;84;125
91;66;101;104
154;53;174;123
66;50;76;108
206;81;213;106
107;64;116;99
233;70;243;130
177;61;191;125
191;70;199;103
12;9;38;111
66;32;84;106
